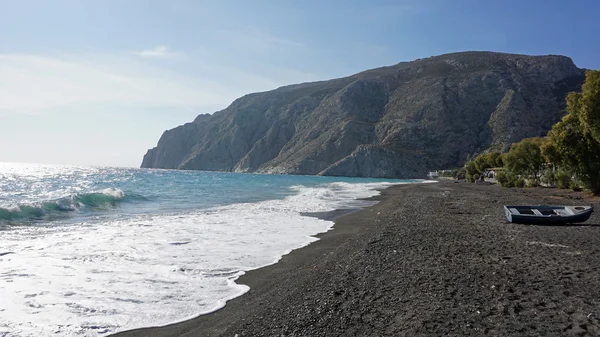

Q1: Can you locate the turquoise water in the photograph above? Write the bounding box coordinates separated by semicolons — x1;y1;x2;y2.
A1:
0;163;413;225
0;162;421;336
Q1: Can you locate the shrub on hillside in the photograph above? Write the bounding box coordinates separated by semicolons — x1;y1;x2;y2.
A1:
555;170;572;189
455;168;466;180
496;171;509;187
496;171;525;188
526;179;539;188
541;169;556;186
570;178;583;192
515;178;526;188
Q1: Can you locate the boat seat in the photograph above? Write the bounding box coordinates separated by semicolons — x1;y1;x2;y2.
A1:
554;209;570;216
531;209;544;216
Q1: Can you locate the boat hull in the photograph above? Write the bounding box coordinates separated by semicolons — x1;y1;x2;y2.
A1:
504;205;593;225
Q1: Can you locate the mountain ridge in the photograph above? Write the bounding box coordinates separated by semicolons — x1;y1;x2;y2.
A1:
141;51;586;178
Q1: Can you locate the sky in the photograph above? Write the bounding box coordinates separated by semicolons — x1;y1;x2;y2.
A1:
1;0;599;167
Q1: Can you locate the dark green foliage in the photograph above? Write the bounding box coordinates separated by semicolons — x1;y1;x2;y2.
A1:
542;71;600;195
464;151;503;183
579;70;600;143
541;168;557;186
493;153;504;167
473;156;491;173
496;170;524;188
496;171;510;187
464;161;479;182
526;179;539;188
454;168;466;180
503;138;546;185
475;152;503;172
555;170;572;189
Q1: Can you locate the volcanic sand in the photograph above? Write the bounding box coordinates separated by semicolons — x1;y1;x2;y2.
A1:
114;181;600;337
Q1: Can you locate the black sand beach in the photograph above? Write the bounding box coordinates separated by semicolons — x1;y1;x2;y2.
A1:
114;181;600;336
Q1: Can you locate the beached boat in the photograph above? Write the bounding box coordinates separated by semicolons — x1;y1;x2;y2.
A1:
504;205;593;225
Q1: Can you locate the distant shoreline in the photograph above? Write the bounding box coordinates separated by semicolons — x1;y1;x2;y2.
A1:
114;181;600;336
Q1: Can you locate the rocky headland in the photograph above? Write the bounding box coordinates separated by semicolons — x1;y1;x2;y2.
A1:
141;51;585;178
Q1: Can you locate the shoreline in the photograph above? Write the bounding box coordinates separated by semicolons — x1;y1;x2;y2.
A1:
114;181;600;336
112;185;391;337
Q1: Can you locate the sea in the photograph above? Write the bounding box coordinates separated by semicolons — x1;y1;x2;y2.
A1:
0;162;423;336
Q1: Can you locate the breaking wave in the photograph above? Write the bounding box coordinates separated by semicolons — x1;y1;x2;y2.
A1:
0;188;137;223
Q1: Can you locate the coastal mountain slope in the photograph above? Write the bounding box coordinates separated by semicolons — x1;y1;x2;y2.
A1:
141;51;585;178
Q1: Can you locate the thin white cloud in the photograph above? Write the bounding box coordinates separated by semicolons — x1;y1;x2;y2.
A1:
134;46;183;59
0;52;321;114
0;54;227;112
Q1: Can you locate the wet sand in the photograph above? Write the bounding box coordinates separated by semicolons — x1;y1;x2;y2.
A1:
114;181;600;336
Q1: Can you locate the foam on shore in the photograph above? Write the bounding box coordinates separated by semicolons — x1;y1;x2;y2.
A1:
0;181;408;336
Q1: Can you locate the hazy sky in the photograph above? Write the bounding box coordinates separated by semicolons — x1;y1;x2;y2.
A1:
1;0;599;167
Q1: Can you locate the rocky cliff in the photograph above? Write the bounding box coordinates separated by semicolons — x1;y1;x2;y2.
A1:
141;51;585;178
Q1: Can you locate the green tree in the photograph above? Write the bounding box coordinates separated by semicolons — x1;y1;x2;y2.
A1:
503;137;546;185
464;160;479;182
542;77;600;194
496;170;514;187
579;70;600;143
554;169;573;189
473;152;502;171
472;155;490;173
490;152;503;167
463;151;503;182
454;167;466;180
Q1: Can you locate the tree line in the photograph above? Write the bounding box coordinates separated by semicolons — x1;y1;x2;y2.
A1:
458;70;600;195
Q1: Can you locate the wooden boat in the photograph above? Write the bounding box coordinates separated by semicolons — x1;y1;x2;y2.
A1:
504;205;593;225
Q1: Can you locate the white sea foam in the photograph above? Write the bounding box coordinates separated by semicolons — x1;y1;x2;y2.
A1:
0;181;407;336
99;188;124;199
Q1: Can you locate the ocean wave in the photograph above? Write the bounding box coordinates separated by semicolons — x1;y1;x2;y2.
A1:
0;188;135;223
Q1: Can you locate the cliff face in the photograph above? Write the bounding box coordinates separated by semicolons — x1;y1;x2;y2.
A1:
141;51;585;178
